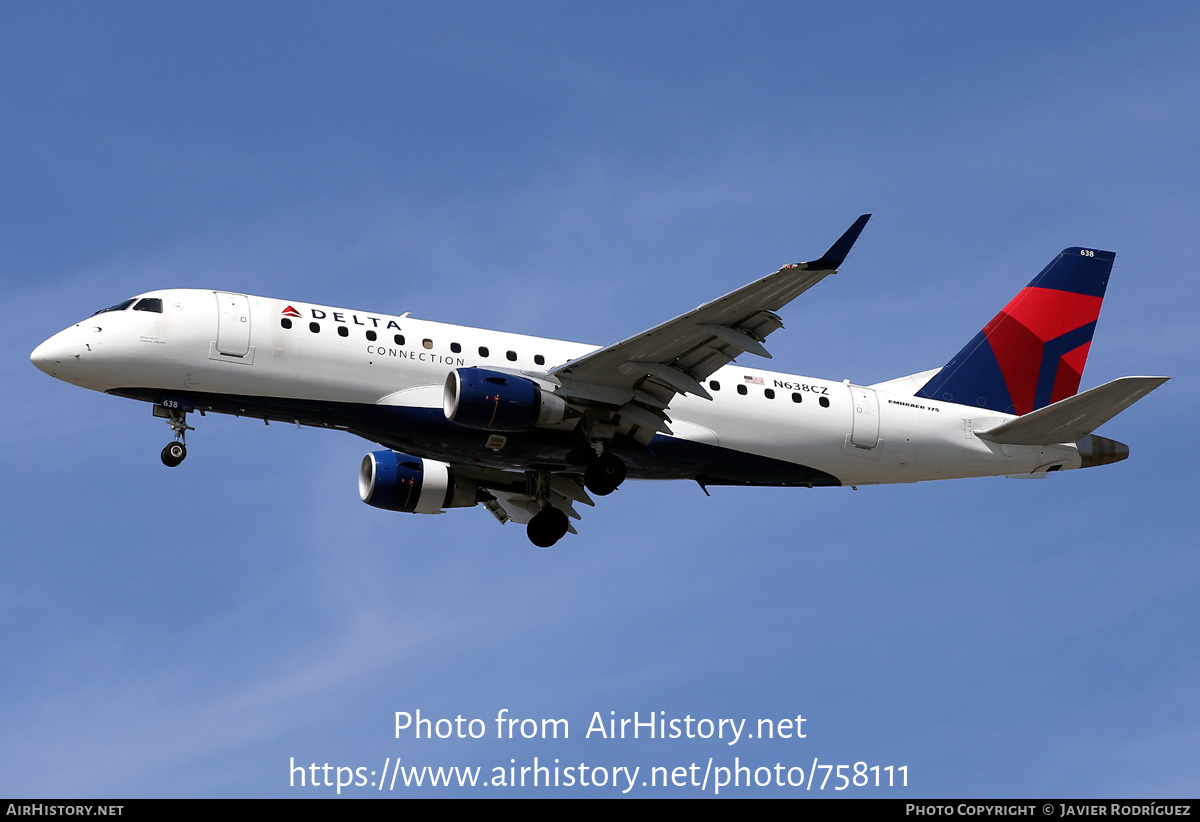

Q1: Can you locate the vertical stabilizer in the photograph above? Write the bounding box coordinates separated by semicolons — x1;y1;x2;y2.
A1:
916;247;1114;415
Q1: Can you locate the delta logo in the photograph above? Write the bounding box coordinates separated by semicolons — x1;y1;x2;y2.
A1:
280;303;406;330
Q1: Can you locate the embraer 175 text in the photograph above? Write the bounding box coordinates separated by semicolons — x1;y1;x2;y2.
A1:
31;216;1168;547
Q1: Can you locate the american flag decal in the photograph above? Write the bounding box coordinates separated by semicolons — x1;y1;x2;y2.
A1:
744;375;764;385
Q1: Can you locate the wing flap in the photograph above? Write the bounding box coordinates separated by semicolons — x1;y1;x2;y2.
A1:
480;472;593;527
486;492;583;523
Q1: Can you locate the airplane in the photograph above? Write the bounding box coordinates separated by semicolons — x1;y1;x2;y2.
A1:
30;215;1168;547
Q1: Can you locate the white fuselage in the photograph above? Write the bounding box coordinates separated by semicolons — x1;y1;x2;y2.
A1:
31;288;1083;486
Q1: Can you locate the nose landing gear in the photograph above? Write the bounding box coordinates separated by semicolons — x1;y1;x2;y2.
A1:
161;441;187;467
154;400;195;467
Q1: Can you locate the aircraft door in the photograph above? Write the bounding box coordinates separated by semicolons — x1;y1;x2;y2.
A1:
849;385;880;449
214;292;251;357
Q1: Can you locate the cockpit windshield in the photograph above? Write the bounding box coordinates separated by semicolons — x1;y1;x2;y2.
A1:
93;298;136;316
133;298;163;313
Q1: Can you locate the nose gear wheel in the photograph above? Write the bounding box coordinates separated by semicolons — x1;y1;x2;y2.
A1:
161;441;187;467
158;405;194;467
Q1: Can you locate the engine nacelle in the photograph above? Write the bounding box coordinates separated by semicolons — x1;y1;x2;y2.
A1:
443;367;567;431
358;451;476;514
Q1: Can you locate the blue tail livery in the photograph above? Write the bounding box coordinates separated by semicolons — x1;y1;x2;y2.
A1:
916;248;1113;415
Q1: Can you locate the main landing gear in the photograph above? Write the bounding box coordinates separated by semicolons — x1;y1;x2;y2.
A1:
525;470;572;548
583;452;626;497
525;449;628;548
155;403;194;467
527;506;569;548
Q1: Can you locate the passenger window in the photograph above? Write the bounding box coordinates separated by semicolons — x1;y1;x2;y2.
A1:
479;346;489;357
819;396;830;408
423;339;433;350
133;298;163;313
366;330;376;341
337;326;349;337
281;318;292;329
394;334;405;345
709;381;721;391
764;389;775;399
534;354;545;366
737;384;747;395
451;342;462;353
309;322;320;333
506;350;517;362
791;392;802;403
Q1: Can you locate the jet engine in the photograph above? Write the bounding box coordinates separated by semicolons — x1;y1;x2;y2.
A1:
443;367;567;431
358;450;477;514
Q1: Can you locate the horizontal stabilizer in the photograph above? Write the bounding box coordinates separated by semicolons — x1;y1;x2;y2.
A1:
975;376;1168;445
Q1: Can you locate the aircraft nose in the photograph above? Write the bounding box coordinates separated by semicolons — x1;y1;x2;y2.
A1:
30;329;78;378
30;339;54;375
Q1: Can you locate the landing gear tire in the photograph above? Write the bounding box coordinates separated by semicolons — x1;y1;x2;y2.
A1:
161;442;187;467
584;453;626;496
527;507;570;548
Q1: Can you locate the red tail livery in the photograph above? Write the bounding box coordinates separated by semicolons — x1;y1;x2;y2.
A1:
917;248;1113;415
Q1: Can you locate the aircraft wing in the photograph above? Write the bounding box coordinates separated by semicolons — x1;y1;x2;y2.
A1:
549;215;870;442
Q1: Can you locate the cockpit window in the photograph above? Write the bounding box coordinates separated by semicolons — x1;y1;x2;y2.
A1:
93;298;136;315
133;298;163;313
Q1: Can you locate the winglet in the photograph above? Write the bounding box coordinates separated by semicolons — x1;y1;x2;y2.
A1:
805;214;871;271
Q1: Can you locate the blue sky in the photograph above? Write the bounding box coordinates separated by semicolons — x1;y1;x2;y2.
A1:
2;2;1197;797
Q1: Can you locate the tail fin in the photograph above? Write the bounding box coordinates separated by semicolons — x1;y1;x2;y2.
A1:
916;247;1114;415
